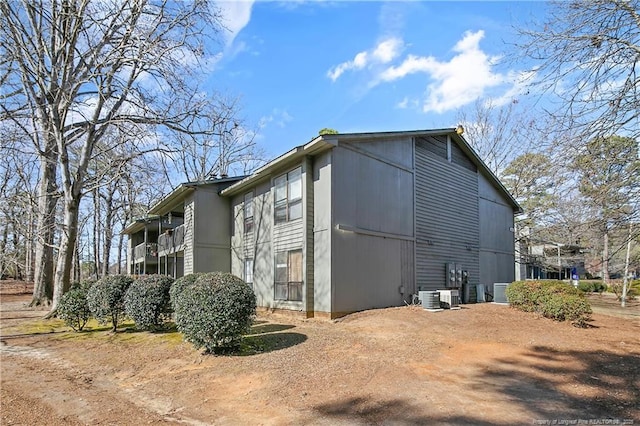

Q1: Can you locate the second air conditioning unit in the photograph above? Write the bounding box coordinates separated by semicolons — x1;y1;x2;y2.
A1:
437;289;460;309
493;283;510;304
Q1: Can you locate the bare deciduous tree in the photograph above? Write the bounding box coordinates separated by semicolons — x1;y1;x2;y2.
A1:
457;99;531;176
516;0;640;143
170;94;265;184
1;0;222;312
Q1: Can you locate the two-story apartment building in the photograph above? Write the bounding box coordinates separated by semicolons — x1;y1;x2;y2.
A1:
123;177;242;277
124;129;521;319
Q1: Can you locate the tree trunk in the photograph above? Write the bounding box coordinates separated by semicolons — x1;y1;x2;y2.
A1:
31;155;57;306
621;223;632;308
101;189;114;276
117;229;124;275
93;188;101;277
50;195;80;312
25;208;35;282
602;230;609;287
12;222;22;280
0;220;8;278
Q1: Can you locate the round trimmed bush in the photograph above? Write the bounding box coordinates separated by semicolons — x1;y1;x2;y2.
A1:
169;272;205;311
86;275;134;331
125;275;174;331
174;272;256;353
57;282;93;331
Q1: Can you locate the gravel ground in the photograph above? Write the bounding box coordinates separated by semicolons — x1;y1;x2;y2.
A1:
1;280;639;425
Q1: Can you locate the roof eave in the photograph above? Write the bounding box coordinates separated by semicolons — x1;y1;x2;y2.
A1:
221;136;335;196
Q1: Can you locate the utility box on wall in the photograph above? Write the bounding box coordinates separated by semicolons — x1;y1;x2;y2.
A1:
445;263;468;288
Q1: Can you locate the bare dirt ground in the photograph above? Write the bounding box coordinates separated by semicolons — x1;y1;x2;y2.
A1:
1;280;639;425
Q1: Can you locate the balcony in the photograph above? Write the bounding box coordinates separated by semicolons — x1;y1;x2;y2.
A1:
157;224;185;256
133;242;158;264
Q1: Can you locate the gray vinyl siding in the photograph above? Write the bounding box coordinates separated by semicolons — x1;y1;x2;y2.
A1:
273;220;303;251
230;195;244;279
230;180;274;308
303;156;314;315
415;136;480;290
331;139;415;314
183;197;195;275
313;151;332;314
230;167;306;311
478;173;516;286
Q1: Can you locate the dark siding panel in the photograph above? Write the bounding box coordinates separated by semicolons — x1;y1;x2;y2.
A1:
416;136;447;160
451;142;477;172
415;144;480;290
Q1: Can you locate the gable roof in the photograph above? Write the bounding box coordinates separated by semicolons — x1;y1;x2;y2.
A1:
221;129;522;213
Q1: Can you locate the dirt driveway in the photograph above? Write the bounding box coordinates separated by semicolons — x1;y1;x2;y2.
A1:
1;281;639;425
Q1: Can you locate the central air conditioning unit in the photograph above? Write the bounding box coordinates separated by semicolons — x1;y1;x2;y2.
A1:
493;283;510;304
437;289;460;309
418;290;442;311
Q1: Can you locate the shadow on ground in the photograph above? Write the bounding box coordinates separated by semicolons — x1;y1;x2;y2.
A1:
239;322;306;356
479;345;640;420
313;345;639;424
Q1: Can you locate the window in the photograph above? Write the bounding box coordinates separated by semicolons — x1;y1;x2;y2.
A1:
274;250;303;301
244;192;254;232
244;258;254;289
274;167;302;224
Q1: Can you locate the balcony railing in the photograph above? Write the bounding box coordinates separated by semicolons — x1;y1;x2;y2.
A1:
157;224;185;256
133;242;158;263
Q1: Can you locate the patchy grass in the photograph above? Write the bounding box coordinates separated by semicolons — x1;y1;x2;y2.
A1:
2;318;66;336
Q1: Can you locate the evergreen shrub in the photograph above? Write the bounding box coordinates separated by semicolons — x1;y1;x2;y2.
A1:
169;272;205;311
577;280;607;293
57;281;93;331
86;275;134;331
506;280;591;327
124;274;174;331
174;272;256;353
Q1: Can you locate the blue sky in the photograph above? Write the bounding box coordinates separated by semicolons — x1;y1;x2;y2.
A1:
209;1;546;159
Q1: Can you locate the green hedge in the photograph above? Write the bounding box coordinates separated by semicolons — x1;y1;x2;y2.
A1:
173;272;256;354
124;275;174;331
505;280;592;327
577;280;607;293
86;275;134;331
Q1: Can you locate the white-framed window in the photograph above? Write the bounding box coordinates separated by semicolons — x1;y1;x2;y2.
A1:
244;258;254;289
244;192;254;233
274;167;302;224
274;250;303;301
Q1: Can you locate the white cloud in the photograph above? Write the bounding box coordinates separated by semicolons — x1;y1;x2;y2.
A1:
379;30;506;113
327;37;404;81
395;96;419;110
259;108;293;129
207;1;254;68
215;1;254;47
330;29;529;114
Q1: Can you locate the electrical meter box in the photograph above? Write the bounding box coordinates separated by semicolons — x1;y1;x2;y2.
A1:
445;263;468;288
